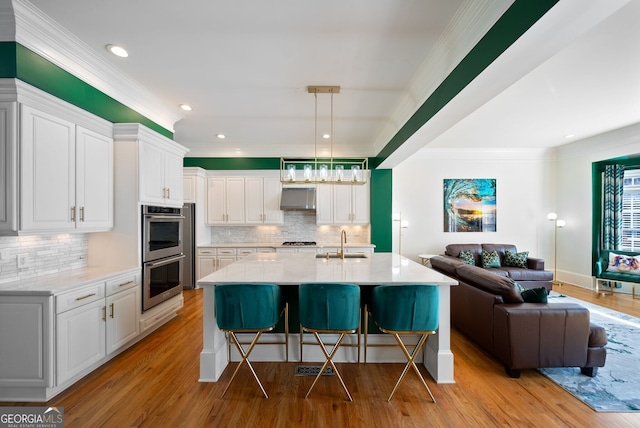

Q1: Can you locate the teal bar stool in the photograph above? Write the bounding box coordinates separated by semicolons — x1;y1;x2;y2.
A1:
370;284;439;402
215;283;288;398
299;282;360;401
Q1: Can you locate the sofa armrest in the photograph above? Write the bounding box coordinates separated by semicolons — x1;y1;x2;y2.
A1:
493;303;590;371
527;257;545;270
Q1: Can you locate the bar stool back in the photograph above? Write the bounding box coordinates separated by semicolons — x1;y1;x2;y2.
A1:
215;283;286;398
299;282;360;401
370;283;439;402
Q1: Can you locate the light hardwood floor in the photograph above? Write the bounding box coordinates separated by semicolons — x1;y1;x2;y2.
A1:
3;284;640;427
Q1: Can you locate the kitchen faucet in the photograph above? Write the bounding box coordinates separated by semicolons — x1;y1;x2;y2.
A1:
339;229;347;259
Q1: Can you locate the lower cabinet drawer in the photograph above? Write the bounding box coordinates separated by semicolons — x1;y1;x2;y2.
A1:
56;282;105;314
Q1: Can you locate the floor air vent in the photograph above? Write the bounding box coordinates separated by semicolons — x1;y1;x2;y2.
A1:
294;366;335;376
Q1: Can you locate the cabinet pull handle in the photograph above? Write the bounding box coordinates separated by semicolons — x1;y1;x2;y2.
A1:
110;303;114;318
71;206;76;222
102;306;106;321
80;206;85;222
167;188;170;199
76;293;96;301
119;280;134;287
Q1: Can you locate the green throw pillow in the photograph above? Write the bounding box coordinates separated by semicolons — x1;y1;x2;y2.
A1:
481;250;501;268
520;287;548;303
458;250;475;266
504;250;529;268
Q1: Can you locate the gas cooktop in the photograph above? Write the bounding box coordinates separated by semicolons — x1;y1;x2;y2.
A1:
282;241;317;246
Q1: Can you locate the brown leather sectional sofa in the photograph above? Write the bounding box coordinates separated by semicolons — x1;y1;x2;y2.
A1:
431;244;607;378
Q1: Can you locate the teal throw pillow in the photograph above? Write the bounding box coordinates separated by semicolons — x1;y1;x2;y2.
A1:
520;287;548;303
481;250;501;268
458;250;475;266
504;250;529;269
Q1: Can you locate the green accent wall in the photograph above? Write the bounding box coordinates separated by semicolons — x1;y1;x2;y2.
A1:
372;0;559;165
0;42;172;139
183;157;280;170
370;169;393;252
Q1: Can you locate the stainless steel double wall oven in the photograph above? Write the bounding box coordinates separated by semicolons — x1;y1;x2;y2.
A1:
142;205;184;312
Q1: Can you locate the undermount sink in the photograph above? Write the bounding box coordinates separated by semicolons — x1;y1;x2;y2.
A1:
315;253;368;259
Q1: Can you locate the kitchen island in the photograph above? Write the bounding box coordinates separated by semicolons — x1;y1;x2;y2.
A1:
198;252;458;384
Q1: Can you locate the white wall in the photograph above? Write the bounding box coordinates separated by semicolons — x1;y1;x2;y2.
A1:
393;147;557;267
555;122;640;289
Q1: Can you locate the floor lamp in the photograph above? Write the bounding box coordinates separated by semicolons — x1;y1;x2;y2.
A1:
547;212;566;286
393;212;409;255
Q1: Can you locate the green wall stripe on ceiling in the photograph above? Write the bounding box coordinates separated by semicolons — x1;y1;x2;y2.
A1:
183;157;281;170
0;42;173;139
375;0;559;163
370;169;393;252
0;42;17;77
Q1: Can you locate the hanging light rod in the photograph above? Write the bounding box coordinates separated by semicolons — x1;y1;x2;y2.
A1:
307;85;341;94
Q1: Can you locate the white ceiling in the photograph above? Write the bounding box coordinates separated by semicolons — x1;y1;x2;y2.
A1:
24;0;640;166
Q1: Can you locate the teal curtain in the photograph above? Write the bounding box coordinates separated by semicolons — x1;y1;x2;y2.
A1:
602;164;625;250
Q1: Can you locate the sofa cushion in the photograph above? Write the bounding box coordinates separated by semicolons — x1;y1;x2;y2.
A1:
504;250;529;268
445;244;482;265
520;287;548;303
430;255;464;276
458;250;475;265
455;264;524;303
502;267;553;282
481;250;501;268
606;252;640;275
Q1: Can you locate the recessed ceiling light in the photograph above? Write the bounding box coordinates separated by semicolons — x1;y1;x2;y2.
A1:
564;134;576;138
179;104;192;111
106;44;128;58
216;134;226;139
322;133;330;139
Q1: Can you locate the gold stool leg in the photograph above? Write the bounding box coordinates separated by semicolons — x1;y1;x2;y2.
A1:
285;302;289;362
223;331;269;398
388;333;435;403
304;332;353;401
363;305;368;364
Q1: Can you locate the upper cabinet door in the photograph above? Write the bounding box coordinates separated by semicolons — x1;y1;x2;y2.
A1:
262;177;283;225
164;151;184;206
76;127;113;230
139;141;166;205
20;105;76;231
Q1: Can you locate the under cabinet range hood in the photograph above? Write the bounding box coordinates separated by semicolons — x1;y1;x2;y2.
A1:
280;187;316;210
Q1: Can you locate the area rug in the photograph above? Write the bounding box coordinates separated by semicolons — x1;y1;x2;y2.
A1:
539;292;640;412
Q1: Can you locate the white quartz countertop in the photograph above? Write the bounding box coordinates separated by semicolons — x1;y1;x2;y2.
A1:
0;266;139;296
198;253;456;286
198;242;375;249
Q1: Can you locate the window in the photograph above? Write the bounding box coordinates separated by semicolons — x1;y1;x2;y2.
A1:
622;169;640;250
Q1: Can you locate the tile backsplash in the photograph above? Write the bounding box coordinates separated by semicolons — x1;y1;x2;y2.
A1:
0;234;88;284
210;211;370;244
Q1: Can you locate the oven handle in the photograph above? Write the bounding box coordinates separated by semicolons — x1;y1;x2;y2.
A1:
144;215;185;220
145;254;185;267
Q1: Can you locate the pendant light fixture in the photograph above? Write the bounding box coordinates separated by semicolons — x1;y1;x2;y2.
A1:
281;86;367;185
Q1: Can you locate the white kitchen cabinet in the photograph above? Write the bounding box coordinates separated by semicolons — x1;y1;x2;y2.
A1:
183;174;196;203
0;92;113;234
206;177;245;225
245;177;283;225
56;292;106;385
105;273;140;354
197;248;217;281
76;126;114;230
0;295;53;389
56;272;139;386
316;181;370;225
140;139;185;207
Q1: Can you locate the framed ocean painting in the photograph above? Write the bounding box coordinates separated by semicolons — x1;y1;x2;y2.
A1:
443;179;496;232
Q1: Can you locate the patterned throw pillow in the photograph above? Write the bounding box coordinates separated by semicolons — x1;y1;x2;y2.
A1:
504;250;529;269
458;250;475;266
481;250;501;268
607;252;640;275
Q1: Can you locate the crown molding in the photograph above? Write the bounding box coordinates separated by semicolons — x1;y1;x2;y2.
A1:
8;0;181;132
